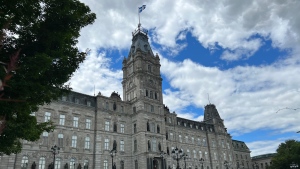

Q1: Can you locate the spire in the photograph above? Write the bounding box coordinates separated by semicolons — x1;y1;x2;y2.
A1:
203;104;222;121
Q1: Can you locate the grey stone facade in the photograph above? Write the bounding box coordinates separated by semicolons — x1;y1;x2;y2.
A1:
0;25;251;169
251;153;275;169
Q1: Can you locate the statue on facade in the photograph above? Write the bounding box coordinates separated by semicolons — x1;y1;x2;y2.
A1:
77;163;82;169
113;163;116;169
31;162;36;169
64;163;68;169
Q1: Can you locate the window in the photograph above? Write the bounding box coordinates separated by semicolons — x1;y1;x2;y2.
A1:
135;160;138;169
134;139;137;152
214;152;217;160
203;138;207;146
191;137;194;144
113;122;117;132
170;133;173;140
72;135;77;148
157;125;160;133
103;160;108;169
39;157;46;169
168;117;171;123
133;123;136;133
212;140;216;147
85;137;90;149
42;132;48;145
21;156;28;169
150;123;155;132
185;136;188;143
224;152;227;160
104;139;109;150
198;138;201;145
87;101;91;106
148;65;152;72
58;134;63;147
179;135;182;142
120;140;124;151
150;91;153;99
229;154;232;161
73;117;78;127
150;105;154;112
105;121;110;131
121;106;124;113
70;158;76;169
55;158;61;169
62;96;67;101
86;119;91;129
59;115;65;125
199;151;202;158
74;98;79;104
193;150;197;158
152;139;157;152
44;112;51;122
187;149;190;157
84;160;89;169
120;161;124;169
121;124;125;133
205;152;208;160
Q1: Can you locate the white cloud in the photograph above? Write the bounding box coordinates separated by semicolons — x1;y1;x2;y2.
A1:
160;54;300;135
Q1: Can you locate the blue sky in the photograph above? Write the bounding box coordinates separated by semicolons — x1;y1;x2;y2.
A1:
70;0;300;156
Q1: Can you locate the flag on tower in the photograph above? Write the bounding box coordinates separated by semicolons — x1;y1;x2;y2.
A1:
138;5;146;13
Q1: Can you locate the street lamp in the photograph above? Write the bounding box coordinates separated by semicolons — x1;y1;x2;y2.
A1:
110;149;117;169
224;160;229;169
199;158;204;169
51;145;60;169
171;147;187;169
290;162;299;168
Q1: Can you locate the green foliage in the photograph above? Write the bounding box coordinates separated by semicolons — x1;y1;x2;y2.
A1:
269;140;300;169
0;0;96;154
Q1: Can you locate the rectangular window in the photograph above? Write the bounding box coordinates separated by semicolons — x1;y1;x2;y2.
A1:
121;106;124;113
73;117;78;128
106;102;109;109
75;98;79;104
104;139;109;150
105;121;110;131
87;101;91;107
58;134;63;147
205;152;208;160
120;124;125;133
55;158;61;169
214;152;217;160
133;123;136;133
203;138;207;146
170;133;173;140
120;140;124;151
191;137;194;144
39;157;46;169
193;150;197;158
59;115;65;125
185;136;188;143
86;119;91;129
44;112;51;122
224;152;227;160
152;139;156;152
179;135;182;142
212;140;216;147
198;138;201;146
42;132;48;145
71;136;77;148
150;105;154;112
85;137;90;149
199;151;202;158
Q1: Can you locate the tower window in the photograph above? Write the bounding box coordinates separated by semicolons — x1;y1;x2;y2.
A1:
150;91;153;98
148;65;152;72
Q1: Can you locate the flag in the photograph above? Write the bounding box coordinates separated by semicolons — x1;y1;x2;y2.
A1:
138;5;146;13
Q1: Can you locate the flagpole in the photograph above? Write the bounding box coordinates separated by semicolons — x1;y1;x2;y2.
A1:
138;9;141;29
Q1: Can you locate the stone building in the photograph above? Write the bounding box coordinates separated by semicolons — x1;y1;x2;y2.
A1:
251;153;276;169
0;25;251;169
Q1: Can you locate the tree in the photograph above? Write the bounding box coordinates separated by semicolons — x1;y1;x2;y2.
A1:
0;0;96;154
269;140;300;169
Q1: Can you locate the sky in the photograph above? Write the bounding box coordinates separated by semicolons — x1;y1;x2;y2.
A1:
69;0;300;156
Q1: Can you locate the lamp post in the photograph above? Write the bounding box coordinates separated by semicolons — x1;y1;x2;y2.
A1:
224;160;229;169
290;162;299;168
110;149;117;169
160;151;167;169
171;147;187;169
199;158;204;169
51;145;60;169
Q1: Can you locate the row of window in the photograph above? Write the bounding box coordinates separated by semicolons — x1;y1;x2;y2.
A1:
104;121;125;133
103;139;125;151
61;96;92;107
166;133;208;146
44;112;92;129
103;160;126;169
21;156;89;169
42;133;91;149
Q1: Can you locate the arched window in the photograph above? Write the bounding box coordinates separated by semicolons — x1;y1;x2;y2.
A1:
84;160;89;169
38;157;45;169
103;160;108;169
21;156;28;169
120;161;124;169
70;158;76;169
55;158;61;169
